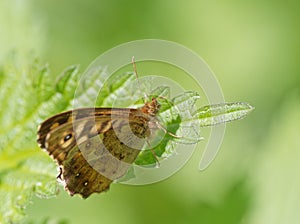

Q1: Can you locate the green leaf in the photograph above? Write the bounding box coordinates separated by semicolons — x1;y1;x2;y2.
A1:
135;96;254;165
195;102;255;127
0;58;60;224
0;57;108;223
135;91;203;165
55;65;79;95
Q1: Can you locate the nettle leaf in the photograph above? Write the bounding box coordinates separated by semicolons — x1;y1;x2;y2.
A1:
0;59;60;224
135;93;254;165
135;91;202;165
195;102;254;127
0;58;107;223
0;57;254;223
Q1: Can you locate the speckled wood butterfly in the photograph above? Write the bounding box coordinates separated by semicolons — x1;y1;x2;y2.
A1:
37;59;166;198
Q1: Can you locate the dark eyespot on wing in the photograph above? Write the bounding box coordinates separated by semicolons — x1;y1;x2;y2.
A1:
64;133;73;142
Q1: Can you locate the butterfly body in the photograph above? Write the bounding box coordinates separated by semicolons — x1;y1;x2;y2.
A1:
37;98;160;198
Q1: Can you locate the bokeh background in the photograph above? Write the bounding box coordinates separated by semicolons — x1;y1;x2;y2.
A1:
1;0;300;223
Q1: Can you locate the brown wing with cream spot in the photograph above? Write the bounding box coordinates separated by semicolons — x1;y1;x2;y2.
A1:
37;107;153;198
61;112;151;198
37;108;140;165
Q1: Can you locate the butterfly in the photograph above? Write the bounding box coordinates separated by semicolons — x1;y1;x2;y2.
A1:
37;59;167;198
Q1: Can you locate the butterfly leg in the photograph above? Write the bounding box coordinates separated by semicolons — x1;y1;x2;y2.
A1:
57;167;63;180
155;121;182;139
146;139;160;168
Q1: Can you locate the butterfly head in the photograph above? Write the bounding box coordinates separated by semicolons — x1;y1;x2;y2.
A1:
141;98;160;116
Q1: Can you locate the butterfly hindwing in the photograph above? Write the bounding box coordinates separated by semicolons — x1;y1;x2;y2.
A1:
62;123;146;198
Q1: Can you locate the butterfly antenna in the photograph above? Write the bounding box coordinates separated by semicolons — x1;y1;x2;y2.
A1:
132;56;148;102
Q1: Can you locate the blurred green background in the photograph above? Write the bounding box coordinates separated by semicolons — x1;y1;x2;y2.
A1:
1;0;300;223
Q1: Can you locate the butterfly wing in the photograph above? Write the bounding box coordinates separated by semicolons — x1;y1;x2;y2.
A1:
62;124;146;198
37;107;151;198
37;108;127;152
